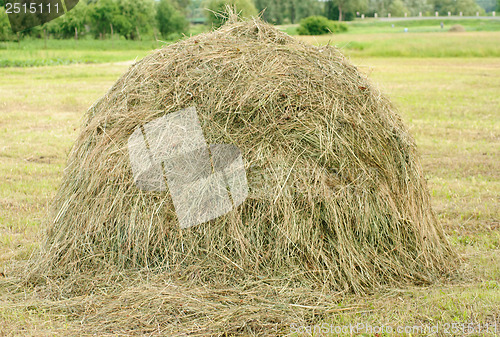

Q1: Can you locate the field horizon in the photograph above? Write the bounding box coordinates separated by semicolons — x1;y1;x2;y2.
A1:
1;18;500;67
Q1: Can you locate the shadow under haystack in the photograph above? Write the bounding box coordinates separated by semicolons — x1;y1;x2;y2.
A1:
32;18;456;295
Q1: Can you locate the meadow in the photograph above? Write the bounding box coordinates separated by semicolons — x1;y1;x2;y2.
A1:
279;17;500;35
0;19;499;335
1;18;500;67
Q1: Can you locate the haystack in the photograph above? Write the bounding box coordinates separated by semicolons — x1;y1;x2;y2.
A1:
35;18;455;294
449;24;466;32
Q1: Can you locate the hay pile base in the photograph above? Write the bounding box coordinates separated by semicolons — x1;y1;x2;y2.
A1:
31;17;455;299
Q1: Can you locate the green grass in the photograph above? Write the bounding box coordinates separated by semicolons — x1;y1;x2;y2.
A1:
276;24;299;35
280;19;500;58
2;31;499;66
279;18;500;35
0;65;126;268
347;18;500;34
0;38;160;67
0;19;500;68
0;23;209;67
0;56;498;335
298;31;500;57
189;23;210;35
360;58;499;237
1;19;499;68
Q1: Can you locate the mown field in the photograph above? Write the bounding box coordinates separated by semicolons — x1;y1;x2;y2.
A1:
0;20;499;335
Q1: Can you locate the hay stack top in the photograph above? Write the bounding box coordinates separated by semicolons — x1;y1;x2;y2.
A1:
40;18;455;294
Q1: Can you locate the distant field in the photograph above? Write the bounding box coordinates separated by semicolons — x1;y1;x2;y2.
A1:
279;17;500;35
0;57;498;335
0;19;500;67
0;39;156;67
298;31;500;57
279;18;500;35
0;25;209;67
349;18;500;33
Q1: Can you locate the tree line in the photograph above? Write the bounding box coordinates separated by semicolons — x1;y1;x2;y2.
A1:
0;0;189;40
0;0;497;41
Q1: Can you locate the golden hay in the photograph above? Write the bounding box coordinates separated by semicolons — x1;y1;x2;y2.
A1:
30;17;456;301
449;24;466;32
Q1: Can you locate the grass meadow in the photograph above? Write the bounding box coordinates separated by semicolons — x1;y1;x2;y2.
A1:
0;19;499;335
1;18;500;67
279;17;500;35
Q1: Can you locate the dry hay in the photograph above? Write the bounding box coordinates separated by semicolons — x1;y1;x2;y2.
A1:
33;16;456;291
17;15;458;335
449;24;466;32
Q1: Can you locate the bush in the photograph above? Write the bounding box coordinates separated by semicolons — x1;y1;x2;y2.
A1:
297;16;347;35
330;21;348;33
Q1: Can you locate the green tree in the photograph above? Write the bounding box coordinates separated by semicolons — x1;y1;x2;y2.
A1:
288;0;324;23
112;14;133;37
186;0;206;24
454;0;484;14
325;0;367;21
254;0;288;24
87;0;155;39
156;0;188;38
118;0;156;39
476;0;496;12
46;1;88;39
402;0;432;16
203;0;258;27
367;0;391;16
255;0;322;24
431;0;483;15
88;0;118;38
173;0;191;10
388;0;409;16
368;0;433;16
